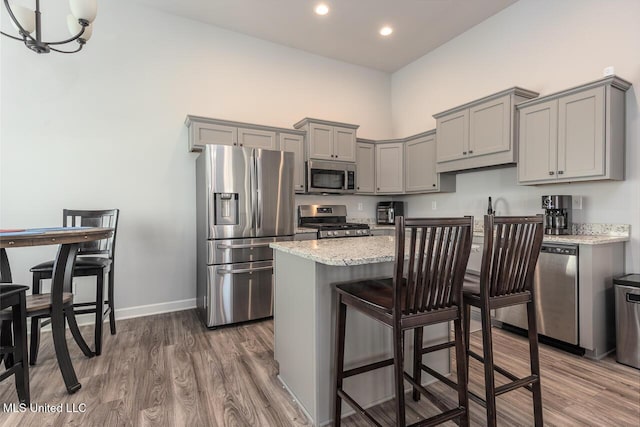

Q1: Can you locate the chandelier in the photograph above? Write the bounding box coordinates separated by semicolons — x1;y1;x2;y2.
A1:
1;0;97;54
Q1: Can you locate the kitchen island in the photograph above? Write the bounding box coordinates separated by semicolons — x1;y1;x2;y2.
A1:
270;236;455;426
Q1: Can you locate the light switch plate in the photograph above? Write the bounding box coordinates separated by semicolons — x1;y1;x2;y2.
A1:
357;202;363;211
603;66;615;77
431;201;437;210
572;196;583;210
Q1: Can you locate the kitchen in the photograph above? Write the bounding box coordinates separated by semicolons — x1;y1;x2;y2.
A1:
1;0;639;426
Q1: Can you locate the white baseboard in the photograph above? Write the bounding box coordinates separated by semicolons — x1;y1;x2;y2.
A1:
40;298;197;329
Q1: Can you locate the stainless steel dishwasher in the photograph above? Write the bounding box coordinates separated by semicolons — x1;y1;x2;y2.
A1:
495;243;579;345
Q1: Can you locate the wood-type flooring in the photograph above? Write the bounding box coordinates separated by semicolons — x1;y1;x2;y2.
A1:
0;309;638;426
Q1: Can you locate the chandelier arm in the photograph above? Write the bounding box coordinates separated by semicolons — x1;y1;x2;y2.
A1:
2;0;38;44
49;44;84;54
45;26;86;45
0;30;25;41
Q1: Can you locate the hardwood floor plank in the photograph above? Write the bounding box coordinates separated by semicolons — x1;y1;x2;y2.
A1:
1;310;638;427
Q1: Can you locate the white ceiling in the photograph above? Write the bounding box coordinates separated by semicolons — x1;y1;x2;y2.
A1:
133;0;517;72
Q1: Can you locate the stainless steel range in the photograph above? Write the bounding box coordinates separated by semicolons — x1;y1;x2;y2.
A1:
298;205;370;239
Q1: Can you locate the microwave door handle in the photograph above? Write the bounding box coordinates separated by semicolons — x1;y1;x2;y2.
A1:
389;208;394;224
344;170;349;191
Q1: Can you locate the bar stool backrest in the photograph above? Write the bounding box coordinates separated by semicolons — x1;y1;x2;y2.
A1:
393;216;473;316
480;215;544;298
62;209;119;258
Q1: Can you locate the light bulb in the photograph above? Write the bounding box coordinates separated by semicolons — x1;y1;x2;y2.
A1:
379;26;393;36
67;15;93;41
8;3;36;34
69;0;97;23
314;4;329;16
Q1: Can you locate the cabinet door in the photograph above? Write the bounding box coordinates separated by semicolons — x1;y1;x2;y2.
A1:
376;143;404;194
405;134;438;192
191;122;237;151
436;110;468;163
557;86;605;179
333;127;356;162
308;123;334;160
518;99;558;183
279;133;305;193
469;95;511;157
238;128;277;150
355;143;375;194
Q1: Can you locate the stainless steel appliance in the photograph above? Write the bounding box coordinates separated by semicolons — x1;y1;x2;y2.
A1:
377;201;404;225
306;160;356;194
196;144;295;328
542;195;572;235
614;274;640;369
298;205;370;239
496;243;579;345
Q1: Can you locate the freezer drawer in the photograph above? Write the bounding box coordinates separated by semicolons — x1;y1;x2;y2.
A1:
208;236;292;265
202;261;274;328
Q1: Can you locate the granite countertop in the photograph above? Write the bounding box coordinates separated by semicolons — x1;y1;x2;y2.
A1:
472;222;630;245
271;236;480;266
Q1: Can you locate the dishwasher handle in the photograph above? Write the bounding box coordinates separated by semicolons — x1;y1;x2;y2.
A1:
541;244;578;256
627;293;640;303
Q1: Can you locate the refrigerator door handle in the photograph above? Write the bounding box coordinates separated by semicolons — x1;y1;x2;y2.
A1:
255;150;263;232
250;149;258;232
217;265;273;275
216;242;271;250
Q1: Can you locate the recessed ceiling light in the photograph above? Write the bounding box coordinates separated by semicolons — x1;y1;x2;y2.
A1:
315;4;329;16
379;26;393;36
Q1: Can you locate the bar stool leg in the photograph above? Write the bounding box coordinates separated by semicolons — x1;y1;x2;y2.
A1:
526;300;544;426
94;272;104;355
464;303;471;379
29;274;42;365
453;314;470;427
108;268;116;335
393;325;406;427
332;294;347;427
412;326;423;401
480;305;498;427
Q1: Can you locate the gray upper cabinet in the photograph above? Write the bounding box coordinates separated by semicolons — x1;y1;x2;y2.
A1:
434;87;538;173
375;142;404;194
237;128;277;150
517;76;631;185
405;130;455;194
187;120;237;151
280;132;306;193
294;118;358;162
355;140;375;194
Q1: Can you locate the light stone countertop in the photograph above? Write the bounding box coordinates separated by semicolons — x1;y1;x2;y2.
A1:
271;235;480;266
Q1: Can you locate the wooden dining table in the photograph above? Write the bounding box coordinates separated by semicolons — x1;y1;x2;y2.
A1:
0;227;113;393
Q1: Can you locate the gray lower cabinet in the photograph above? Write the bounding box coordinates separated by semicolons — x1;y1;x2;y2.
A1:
404;130;455;193
518;76;631;184
375;142;404;194
279;132;306;193
356;141;375;194
434;87;538;173
294;118;358;162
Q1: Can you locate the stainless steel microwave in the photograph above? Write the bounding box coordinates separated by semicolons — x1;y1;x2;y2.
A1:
306;160;356;194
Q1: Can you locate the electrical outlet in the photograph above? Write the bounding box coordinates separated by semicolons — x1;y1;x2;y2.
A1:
357;202;363;211
431;201;437;210
572;196;583;210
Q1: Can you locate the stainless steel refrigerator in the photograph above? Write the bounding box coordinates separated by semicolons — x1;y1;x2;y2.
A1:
196;144;294;328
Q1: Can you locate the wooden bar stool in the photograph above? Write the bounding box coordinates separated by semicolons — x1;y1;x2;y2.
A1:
463;214;545;427
0;284;30;405
332;216;473;426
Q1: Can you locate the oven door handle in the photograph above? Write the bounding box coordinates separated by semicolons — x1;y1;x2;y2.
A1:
217;265;273;275
216;242;271;250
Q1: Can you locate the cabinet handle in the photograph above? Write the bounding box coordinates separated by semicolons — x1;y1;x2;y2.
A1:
462;151;467;155
468;150;473;154
240;143;243;146
558;170;564;175
549;171;555;175
377;187;380;190
331;154;334;158
432;184;436;187
357;186;360;190
335;155;338;158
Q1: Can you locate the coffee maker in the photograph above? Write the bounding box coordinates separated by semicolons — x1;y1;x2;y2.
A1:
541;195;572;235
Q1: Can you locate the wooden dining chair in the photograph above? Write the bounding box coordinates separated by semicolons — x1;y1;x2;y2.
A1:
0;284;30;405
30;209;119;360
332;216;473;426
463;214;545;427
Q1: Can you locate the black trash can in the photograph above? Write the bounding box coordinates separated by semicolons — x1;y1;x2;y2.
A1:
614;274;640;369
